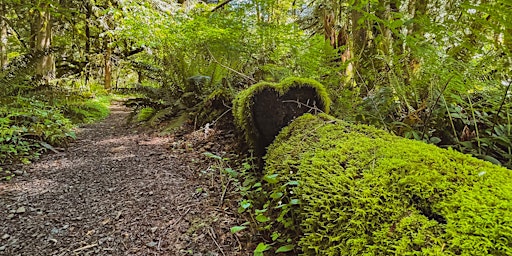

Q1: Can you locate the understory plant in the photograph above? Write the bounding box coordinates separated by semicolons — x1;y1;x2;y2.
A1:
0;98;76;173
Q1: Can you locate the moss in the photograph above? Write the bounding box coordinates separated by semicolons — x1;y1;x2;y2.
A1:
262;113;512;255
62;96;111;124
233;77;331;152
136;107;156;122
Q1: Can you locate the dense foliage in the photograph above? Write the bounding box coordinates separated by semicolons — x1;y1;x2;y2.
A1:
257;113;512;254
1;0;511;252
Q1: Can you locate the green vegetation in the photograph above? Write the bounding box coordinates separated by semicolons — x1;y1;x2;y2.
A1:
1;0;511;253
0;93;111;180
252;113;512;254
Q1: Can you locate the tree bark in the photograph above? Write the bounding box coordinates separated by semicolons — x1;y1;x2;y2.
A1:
103;0;113;90
33;3;55;82
0;3;7;70
104;38;112;90
351;3;366;59
84;1;92;87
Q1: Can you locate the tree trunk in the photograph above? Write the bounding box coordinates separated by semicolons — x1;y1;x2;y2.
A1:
84;1;92;87
104;38;112;90
33;3;55;82
103;0;113;91
0;3;7;70
351;3;366;59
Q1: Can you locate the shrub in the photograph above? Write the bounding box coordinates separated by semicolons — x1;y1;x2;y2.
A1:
259;113;512;255
0;98;75;166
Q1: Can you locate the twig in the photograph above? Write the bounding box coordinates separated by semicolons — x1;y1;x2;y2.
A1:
281;99;324;114
211;0;235;12
73;243;98;253
420;75;454;141
208;227;226;256
206;48;256;82
219;178;231;207
486;79;512;155
169;207;191;227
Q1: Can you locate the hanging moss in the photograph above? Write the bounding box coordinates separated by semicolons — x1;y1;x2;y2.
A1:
232;77;330;155
261;113;512;255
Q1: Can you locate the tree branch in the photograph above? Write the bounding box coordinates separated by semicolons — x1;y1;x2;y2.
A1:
0;15;28;50
211;0;234;12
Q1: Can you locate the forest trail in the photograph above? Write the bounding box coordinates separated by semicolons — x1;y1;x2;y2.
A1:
0;103;246;256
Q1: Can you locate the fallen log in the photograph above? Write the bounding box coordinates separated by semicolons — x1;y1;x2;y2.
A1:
233;77;330;155
260;113;512;255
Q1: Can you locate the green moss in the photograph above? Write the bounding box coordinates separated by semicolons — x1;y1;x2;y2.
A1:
261;113;512;255
232;77;331;148
62;96;111;124
136;107;156;122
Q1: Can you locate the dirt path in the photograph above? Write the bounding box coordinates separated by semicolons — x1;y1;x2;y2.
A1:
0;104;248;256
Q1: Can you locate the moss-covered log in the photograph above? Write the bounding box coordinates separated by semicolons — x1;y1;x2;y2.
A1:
262;113;512;255
233;77;330;155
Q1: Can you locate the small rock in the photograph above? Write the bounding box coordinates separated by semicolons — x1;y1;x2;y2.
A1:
1;234;9;240
13;170;23;176
148;191;154;196
146;241;157;248
0;245;5;251
16;207;26;213
6;214;14;219
150;227;158;233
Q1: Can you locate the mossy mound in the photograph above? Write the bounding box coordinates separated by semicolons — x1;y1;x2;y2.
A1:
233;77;330;155
262;113;512;255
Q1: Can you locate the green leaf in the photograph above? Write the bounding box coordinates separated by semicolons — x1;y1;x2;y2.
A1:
429;137;442;144
263;174;279;184
284;180;299;186
254;242;271;253
224;168;238;177
255;214;270;223
240;200;252;209
203;152;222;160
270;191;283;199
230;225;247;233
482;155;502;165
39;141;59;153
290;199;300;205
271;231;280;241
275;244;294;253
243;162;252;170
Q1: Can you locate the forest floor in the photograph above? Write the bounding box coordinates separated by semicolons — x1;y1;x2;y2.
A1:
0;102;251;256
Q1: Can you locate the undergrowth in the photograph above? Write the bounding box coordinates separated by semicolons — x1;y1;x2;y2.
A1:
0;92;111;181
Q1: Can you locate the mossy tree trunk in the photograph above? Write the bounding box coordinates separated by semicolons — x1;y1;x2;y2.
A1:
84;0;93;87
104;38;112;90
0;3;7;70
32;3;55;83
103;0;114;91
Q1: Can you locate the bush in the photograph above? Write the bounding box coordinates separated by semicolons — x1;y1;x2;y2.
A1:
259;113;512;255
0;98;75;166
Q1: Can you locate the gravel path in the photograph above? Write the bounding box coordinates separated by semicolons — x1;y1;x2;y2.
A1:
0;103;247;256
